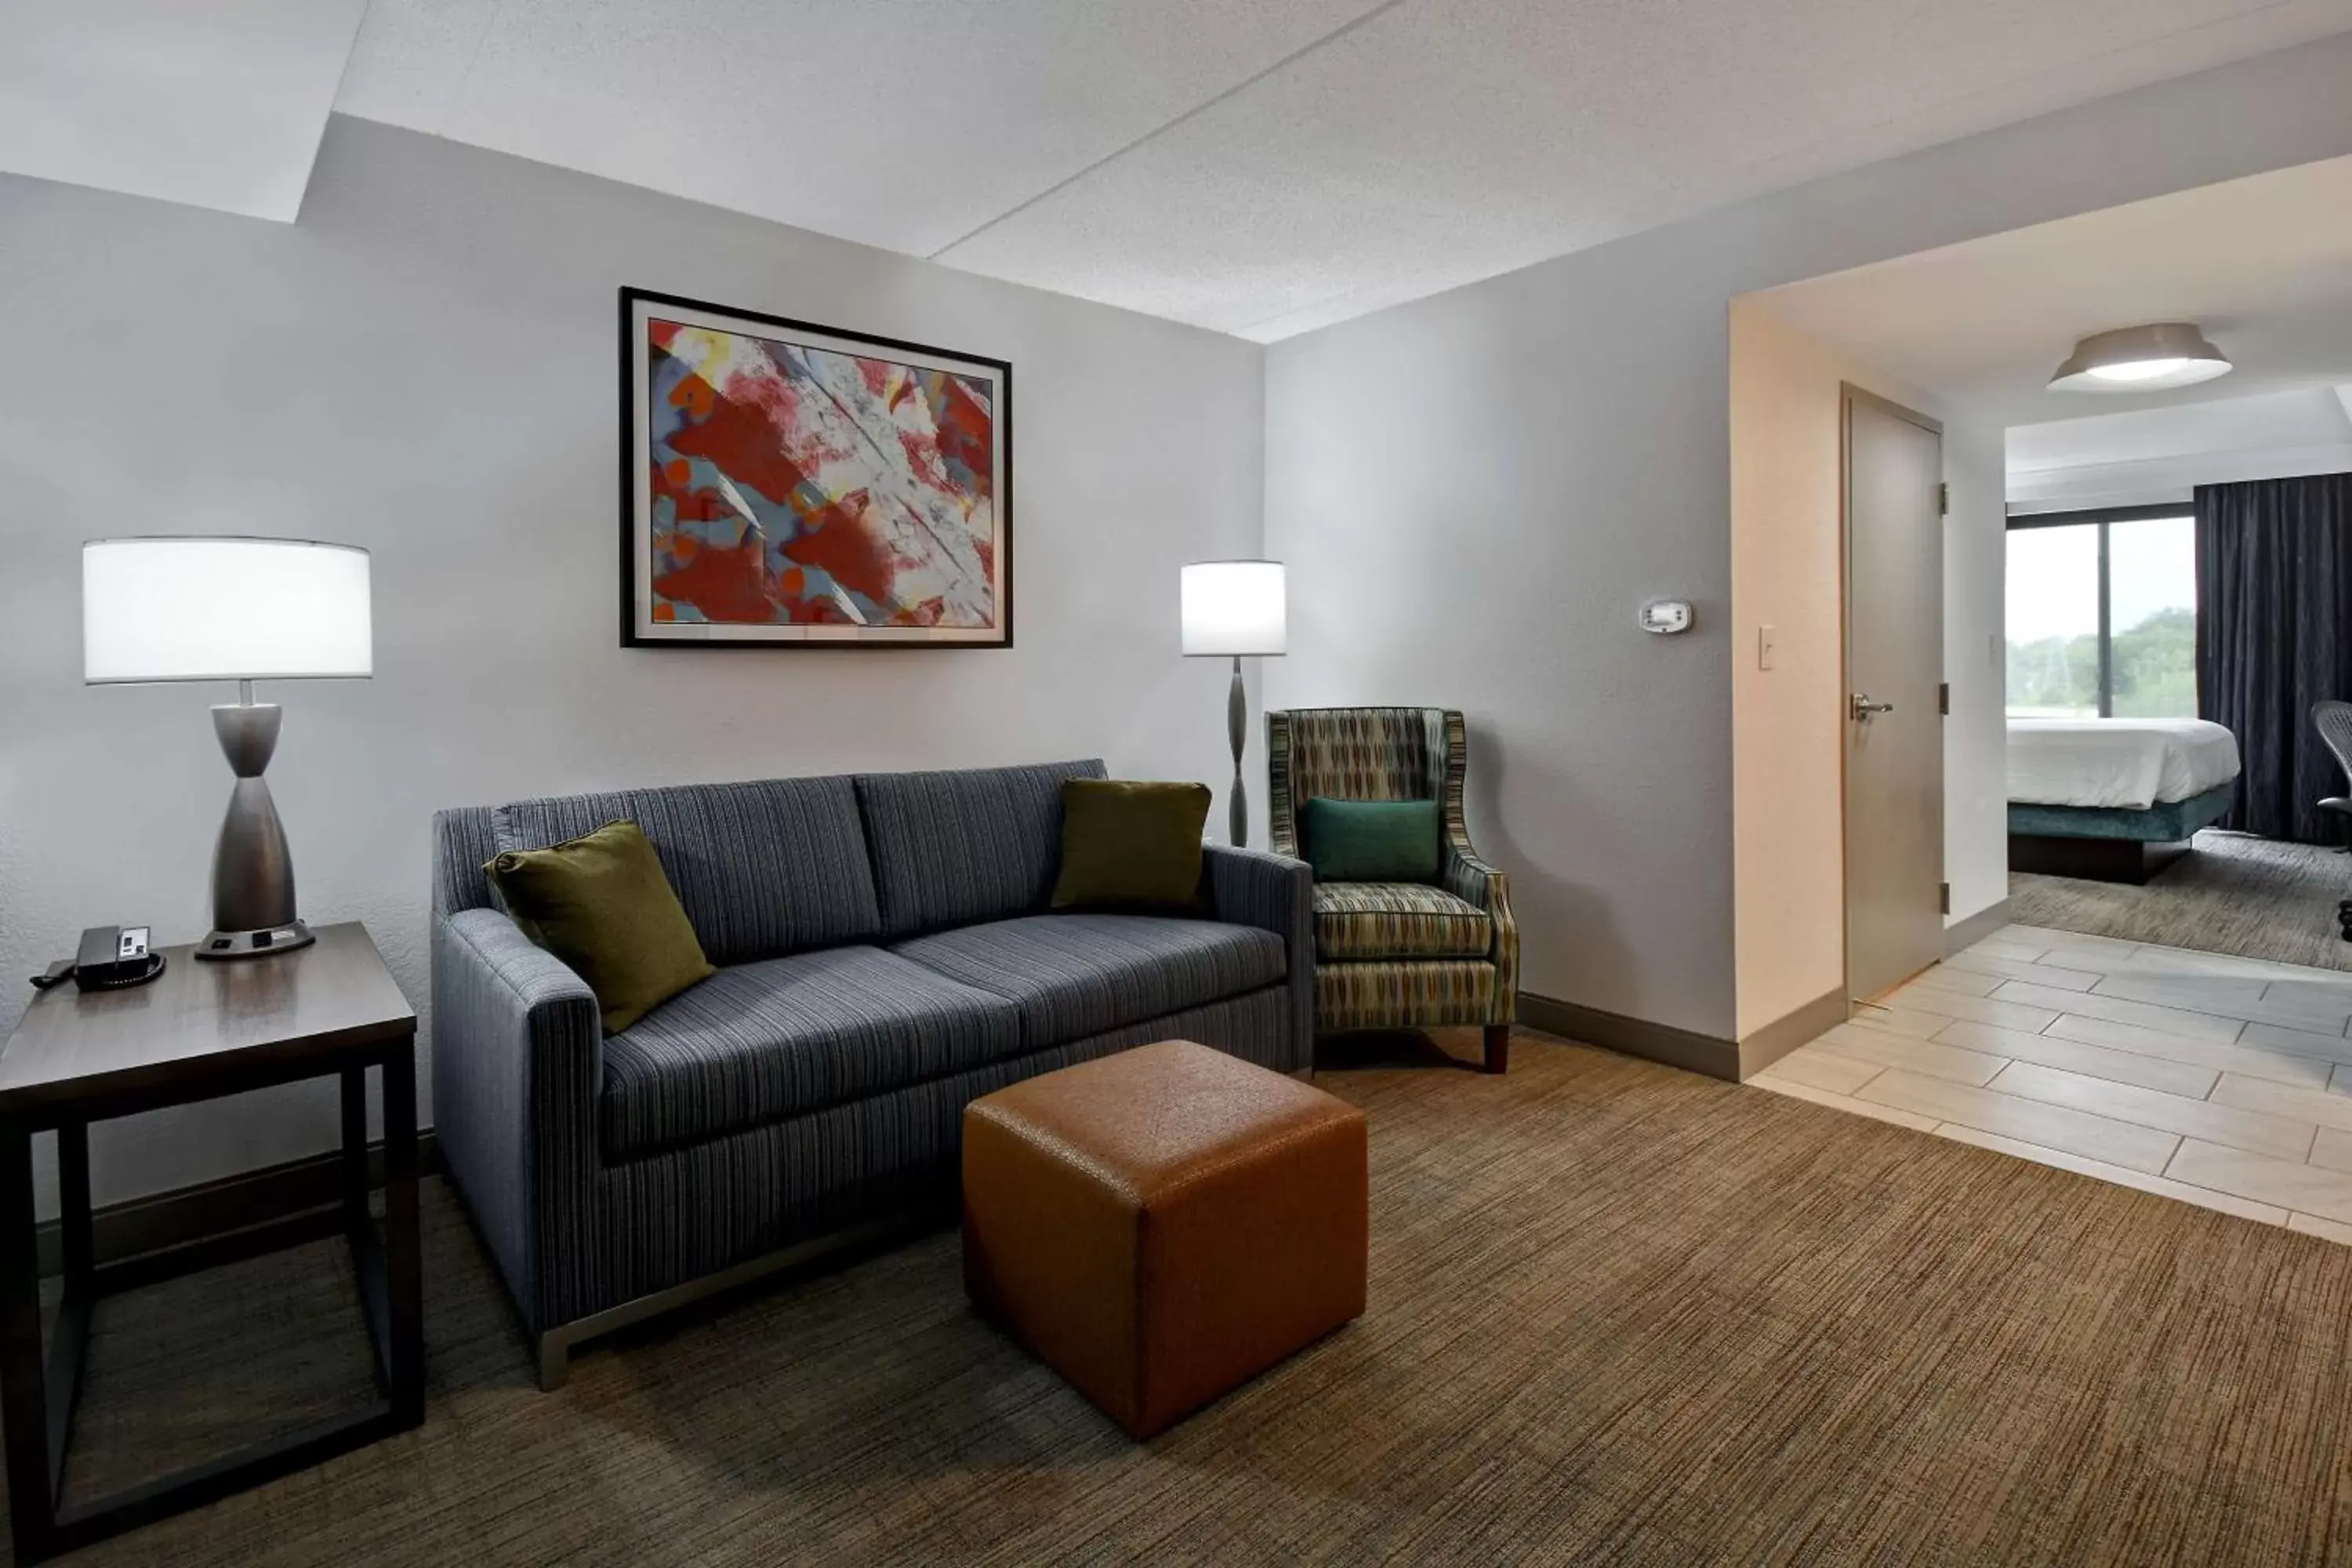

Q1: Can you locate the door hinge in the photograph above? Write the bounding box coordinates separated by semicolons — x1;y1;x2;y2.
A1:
1939;882;1951;915
1938;481;1949;516
1938;681;1950;715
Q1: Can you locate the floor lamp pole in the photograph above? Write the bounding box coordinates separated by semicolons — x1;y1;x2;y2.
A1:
1227;654;1249;848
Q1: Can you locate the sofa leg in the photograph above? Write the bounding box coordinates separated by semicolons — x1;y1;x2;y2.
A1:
1483;1025;1510;1074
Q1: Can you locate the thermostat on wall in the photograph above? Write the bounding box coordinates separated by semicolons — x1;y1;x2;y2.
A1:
1639;600;1693;635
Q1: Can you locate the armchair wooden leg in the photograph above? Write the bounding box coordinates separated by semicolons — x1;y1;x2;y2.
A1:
1483;1025;1510;1075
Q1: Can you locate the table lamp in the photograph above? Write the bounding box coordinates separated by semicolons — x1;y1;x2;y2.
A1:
82;537;373;960
1181;561;1286;848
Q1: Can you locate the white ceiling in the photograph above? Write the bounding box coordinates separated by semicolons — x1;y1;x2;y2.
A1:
0;0;365;222
326;0;2352;340
2010;387;2352;471
9;2;2352;337
2004;387;2352;510
332;0;1388;258
1755;150;2352;420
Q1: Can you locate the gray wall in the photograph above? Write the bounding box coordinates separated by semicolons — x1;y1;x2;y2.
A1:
1265;34;2352;1040
0;116;1266;1212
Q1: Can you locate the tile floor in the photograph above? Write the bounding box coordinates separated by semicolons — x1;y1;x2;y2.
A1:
1752;923;2352;1242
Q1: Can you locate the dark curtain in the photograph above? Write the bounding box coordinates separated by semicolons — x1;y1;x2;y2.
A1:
2196;472;2352;843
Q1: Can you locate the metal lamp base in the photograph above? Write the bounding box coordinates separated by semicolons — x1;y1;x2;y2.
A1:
1226;655;1249;848
196;920;316;962
196;692;312;960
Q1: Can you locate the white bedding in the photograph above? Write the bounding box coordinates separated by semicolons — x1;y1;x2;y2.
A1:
2006;718;2241;811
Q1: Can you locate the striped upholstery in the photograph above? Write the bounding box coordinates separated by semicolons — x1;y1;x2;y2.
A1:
855;760;1106;938
496;778;880;966
429;764;1314;1348
1313;882;1490;960
596;986;1292;1312
1267;708;1518;1030
892;915;1286;1044
1203;844;1316;1055
600;947;1024;1159
1267;709;1446;840
1316;959;1498;1033
434;805;500;917
432;907;604;1331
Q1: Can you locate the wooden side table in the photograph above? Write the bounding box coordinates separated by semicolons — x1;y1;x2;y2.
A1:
0;922;420;1563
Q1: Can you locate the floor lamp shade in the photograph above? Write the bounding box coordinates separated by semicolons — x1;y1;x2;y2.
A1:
1181;561;1286;848
82;538;373;960
1181;561;1287;657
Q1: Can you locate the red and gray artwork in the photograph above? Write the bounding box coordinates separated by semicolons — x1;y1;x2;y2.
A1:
646;318;997;630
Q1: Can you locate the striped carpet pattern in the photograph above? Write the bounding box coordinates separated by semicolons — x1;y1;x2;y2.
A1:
2013;829;2352;972
33;1029;2352;1566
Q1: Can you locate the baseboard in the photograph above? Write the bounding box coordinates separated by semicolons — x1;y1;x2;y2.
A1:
34;1132;442;1278
1945;898;2014;955
1518;992;1741;1082
1735;988;1849;1079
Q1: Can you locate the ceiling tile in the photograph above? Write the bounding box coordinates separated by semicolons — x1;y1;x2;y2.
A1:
334;0;1389;257
935;0;2352;337
0;0;367;221
333;0;503;131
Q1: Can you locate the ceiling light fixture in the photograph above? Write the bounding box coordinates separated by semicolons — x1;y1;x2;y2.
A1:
2049;323;2231;393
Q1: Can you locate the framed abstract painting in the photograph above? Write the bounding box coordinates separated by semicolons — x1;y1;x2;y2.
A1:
619;287;1011;648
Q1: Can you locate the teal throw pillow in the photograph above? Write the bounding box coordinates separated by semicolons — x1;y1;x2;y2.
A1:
1300;797;1443;883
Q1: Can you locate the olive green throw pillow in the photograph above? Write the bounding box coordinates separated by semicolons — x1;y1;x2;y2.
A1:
1300;797;1443;883
1051;779;1212;912
485;820;714;1034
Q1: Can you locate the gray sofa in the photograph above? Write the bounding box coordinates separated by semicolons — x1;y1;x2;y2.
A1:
430;758;1312;1387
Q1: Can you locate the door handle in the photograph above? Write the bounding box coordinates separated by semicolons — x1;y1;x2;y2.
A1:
1851;693;1896;721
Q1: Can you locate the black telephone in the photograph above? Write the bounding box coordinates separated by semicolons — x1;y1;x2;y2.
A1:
29;927;166;993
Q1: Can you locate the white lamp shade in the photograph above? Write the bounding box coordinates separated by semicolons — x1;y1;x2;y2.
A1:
1181;561;1286;657
83;537;373;683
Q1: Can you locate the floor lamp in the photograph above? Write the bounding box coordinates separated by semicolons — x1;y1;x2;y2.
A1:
83;537;374;959
1181;561;1286;848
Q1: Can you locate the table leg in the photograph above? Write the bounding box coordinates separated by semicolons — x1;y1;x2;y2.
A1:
381;1044;423;1428
0;1123;57;1562
56;1126;91;1290
45;1124;94;1500
339;1065;369;1245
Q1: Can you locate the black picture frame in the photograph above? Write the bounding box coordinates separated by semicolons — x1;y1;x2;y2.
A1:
618;285;1013;649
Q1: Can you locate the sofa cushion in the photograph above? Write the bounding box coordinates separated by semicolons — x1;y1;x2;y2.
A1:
1051;779;1211;912
1299;797;1442;884
601;946;1022;1159
497;777;880;966
893;914;1285;1045
855;760;1105;938
485;819;715;1033
1312;882;1490;960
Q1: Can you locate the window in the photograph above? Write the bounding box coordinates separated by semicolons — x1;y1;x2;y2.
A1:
2005;508;2197;719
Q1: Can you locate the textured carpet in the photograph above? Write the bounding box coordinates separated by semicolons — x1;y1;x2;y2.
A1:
26;1029;2352;1566
2012;829;2352;971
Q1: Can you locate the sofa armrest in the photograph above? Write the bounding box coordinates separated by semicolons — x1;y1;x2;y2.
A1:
1443;847;1519;1025
431;908;605;1330
1204;844;1315;1066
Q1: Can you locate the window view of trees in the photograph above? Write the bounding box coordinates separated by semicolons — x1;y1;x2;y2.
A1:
2005;514;2196;720
2005;605;2195;717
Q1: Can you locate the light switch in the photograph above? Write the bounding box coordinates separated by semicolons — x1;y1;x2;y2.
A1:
1758;625;1777;671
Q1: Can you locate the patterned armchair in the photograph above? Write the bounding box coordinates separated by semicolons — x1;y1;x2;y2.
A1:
1267;708;1519;1073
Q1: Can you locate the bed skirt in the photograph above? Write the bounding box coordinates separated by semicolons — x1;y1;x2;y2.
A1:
2007;782;2237;884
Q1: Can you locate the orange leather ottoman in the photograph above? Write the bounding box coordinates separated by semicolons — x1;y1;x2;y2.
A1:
962;1040;1368;1439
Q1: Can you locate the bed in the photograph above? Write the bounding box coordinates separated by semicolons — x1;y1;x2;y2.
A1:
2007;718;2241;884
